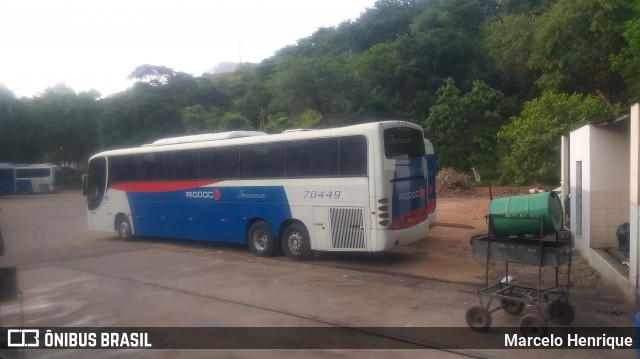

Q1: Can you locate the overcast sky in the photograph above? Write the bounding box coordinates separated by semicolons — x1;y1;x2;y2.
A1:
0;0;377;98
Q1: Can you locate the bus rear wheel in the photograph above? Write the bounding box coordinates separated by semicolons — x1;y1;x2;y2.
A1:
247;221;277;257
282;223;312;260
116;215;134;241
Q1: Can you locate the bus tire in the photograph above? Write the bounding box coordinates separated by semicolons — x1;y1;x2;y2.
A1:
247;221;277;257
116;215;134;241
282;223;312;261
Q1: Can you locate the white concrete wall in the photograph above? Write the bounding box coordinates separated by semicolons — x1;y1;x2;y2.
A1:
566;105;639;304
631;104;640;303
582;120;633;303
569;123;629;253
589;123;630;249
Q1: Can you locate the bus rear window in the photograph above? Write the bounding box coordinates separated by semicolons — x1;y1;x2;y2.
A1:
383;128;425;159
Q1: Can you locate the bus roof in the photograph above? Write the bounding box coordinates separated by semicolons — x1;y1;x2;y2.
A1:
90;121;423;159
147;131;267;146
13;163;60;168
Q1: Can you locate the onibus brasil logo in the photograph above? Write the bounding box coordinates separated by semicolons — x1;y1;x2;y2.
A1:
6;329;152;348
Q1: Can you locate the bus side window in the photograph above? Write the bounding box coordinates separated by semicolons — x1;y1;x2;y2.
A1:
286;138;339;178
239;143;285;179
133;153;165;181
165;150;199;180
340;136;367;176
108;155;134;187
200;147;239;179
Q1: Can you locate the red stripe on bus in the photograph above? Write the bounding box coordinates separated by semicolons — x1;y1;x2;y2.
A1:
111;180;221;193
389;206;428;230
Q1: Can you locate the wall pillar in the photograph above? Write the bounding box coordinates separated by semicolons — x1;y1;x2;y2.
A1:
630;103;640;305
561;135;570;226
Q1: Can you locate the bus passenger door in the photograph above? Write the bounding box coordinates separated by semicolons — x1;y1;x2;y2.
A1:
312;206;328;250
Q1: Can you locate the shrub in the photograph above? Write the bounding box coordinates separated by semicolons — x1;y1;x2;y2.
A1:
436;167;472;190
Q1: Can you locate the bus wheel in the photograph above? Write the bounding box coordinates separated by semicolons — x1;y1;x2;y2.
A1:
282;223;312;260
247;221;277;257
116;215;133;241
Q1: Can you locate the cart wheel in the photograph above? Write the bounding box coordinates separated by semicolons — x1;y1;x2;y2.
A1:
519;314;548;337
466;306;492;332
501;293;525;315
548;300;575;325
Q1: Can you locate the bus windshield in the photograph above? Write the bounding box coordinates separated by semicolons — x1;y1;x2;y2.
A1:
87;157;106;211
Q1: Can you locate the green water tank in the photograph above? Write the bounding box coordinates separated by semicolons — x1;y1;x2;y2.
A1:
488;191;564;237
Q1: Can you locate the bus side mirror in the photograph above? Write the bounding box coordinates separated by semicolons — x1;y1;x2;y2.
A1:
82;174;88;197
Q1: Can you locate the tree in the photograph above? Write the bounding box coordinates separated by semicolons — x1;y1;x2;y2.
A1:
194;77;231;109
262;113;294;133
128;64;177;87
217;112;252;131
16;83;101;166
0;83;28;162
424;78;513;173
354;43;404;118
498;93;615;185
611;0;640;102
98;92;183;148
98;65;217;148
481;14;539;99
55;89;102;167
227;65;274;128
392;0;498;119
274;0;430;59
182;105;222;133
529;0;633;99
267;55;360;126
495;0;554;15
348;0;431;52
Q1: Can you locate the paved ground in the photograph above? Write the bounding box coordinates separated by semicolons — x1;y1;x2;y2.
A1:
0;191;635;358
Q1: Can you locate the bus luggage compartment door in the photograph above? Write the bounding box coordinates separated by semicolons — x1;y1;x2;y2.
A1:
312;206;328;250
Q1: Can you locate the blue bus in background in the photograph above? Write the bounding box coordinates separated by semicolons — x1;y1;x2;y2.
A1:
0;164;64;195
15;164;63;194
0;164;16;196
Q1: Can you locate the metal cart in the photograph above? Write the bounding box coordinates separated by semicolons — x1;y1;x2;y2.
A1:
466;213;574;336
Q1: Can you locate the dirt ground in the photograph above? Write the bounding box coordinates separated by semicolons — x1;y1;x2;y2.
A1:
412;188;611;298
314;187;618;305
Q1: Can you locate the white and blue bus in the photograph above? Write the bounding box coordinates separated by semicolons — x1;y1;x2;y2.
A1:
14;164;63;194
84;121;430;260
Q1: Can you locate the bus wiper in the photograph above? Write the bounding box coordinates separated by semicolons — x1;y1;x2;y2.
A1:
390;176;425;183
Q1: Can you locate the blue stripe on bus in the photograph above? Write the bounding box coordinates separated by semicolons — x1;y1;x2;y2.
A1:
390;157;428;230
125;185;292;243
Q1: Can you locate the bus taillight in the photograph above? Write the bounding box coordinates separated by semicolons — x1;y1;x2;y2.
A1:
378;198;389;226
428;198;436;214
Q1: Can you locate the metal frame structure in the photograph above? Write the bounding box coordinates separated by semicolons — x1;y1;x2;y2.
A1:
466;214;574;336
